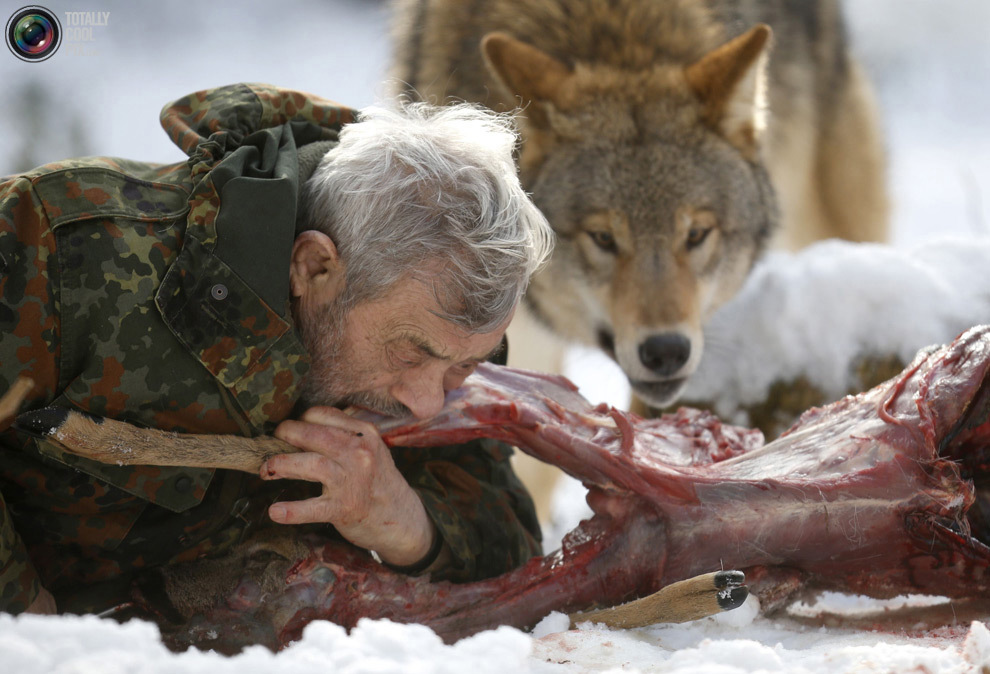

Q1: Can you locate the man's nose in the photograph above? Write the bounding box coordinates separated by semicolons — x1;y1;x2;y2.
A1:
390;371;446;419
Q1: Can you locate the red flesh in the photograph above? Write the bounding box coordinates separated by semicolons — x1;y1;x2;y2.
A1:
168;326;990;651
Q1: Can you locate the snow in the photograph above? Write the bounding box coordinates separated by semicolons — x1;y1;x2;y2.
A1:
4;603;989;673
2;0;989;671
680;238;990;422
0;614;537;673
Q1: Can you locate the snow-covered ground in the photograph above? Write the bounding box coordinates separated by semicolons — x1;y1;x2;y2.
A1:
1;0;989;671
4;597;990;673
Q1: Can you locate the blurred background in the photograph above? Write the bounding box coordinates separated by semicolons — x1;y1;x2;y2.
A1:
1;0;987;248
2;0;988;404
0;0;394;173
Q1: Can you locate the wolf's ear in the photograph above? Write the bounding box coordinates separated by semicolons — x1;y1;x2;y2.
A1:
684;24;771;159
482;32;573;129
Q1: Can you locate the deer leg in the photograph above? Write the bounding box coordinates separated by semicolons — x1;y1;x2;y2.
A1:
14;406;299;473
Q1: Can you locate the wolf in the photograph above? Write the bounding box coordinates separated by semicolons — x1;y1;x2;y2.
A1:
388;0;889;411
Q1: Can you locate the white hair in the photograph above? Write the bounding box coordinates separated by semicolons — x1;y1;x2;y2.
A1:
301;101;553;333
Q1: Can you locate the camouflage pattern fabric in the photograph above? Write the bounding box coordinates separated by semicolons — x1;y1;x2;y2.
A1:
0;83;541;614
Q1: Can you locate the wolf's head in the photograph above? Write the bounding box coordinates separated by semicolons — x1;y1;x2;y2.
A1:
482;25;778;407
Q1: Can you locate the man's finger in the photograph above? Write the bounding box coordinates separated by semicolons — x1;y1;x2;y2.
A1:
269;495;338;525
274;418;367;457
297;406;378;437
261;450;345;484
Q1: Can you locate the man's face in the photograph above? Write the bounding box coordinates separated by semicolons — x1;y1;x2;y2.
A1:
297;276;512;419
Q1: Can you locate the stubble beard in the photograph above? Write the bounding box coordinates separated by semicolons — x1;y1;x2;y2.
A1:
296;297;411;417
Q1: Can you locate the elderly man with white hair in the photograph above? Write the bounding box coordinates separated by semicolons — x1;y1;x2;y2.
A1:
0;83;553;616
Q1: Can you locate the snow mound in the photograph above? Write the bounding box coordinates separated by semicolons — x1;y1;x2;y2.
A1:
683;237;990;420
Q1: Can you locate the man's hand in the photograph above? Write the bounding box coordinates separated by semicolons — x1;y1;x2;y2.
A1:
264;407;436;567
24;586;57;615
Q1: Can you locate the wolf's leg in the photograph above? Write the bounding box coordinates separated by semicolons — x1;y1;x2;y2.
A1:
813;58;890;245
506;304;569;526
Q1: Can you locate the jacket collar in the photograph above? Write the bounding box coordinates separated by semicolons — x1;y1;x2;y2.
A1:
155;85;356;431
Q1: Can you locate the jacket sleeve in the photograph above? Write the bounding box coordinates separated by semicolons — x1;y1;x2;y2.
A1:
0;489;41;613
390;438;543;583
0;175;61;612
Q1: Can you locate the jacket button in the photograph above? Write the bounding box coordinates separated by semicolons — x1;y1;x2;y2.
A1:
210;283;228;300
174;476;193;493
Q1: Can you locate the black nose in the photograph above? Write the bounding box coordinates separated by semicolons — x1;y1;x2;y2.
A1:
638;333;691;377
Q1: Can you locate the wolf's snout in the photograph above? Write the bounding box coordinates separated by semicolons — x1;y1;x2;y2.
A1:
638;334;691;377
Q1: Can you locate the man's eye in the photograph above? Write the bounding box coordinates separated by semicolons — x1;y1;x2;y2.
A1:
448;361;471;375
389;348;425;369
405;353;429;366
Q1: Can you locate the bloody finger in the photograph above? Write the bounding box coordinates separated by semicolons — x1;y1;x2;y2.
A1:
261;451;343;484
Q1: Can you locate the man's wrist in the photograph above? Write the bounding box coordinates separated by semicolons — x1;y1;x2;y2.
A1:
381;529;445;576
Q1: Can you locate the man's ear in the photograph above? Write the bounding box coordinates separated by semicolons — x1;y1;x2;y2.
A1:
289;231;345;303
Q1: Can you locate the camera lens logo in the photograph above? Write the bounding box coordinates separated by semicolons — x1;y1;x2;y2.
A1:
6;6;61;62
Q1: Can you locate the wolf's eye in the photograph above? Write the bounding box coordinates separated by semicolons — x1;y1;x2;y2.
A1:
588;230;617;253
686;225;712;250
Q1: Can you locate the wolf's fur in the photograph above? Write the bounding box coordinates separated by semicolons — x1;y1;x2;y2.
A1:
389;0;888;521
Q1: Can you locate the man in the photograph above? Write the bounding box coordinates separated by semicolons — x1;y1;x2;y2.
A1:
0;83;553;615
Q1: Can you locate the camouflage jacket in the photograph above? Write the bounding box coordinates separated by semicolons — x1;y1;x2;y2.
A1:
0;83;541;614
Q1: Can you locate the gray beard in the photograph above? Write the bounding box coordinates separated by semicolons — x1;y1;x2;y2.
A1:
296;298;411;418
